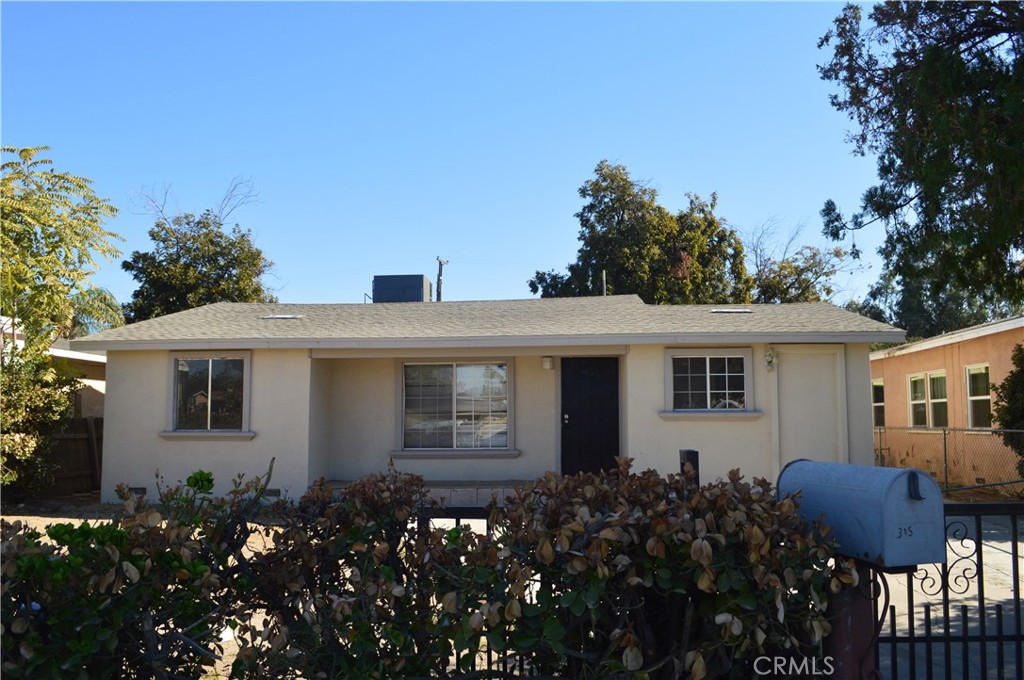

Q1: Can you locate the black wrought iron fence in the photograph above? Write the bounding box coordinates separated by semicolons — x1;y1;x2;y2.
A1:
875;428;1024;496
875;502;1023;680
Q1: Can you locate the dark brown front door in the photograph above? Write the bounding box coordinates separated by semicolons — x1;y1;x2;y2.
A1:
560;357;620;475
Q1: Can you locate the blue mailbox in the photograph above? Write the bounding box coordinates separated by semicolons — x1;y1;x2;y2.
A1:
777;460;946;570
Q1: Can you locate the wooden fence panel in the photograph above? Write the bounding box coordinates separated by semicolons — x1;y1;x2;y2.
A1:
49;417;103;496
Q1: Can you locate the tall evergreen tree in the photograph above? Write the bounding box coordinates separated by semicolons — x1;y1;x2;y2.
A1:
819;2;1024;306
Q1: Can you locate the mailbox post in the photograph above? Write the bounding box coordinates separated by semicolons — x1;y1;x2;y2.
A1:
777;460;946;680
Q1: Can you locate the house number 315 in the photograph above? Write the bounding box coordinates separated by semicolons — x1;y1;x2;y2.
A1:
896;525;914;539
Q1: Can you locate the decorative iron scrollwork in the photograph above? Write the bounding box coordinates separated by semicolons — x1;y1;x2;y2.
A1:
910;518;978;596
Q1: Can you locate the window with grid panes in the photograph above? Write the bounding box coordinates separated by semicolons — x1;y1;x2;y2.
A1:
672;355;746;410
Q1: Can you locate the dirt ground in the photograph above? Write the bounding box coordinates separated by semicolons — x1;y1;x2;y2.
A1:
1;491;124;532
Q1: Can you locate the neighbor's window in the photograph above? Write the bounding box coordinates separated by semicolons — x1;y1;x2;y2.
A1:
909;371;947;428
929;373;948;427
908;375;928;427
669;350;751;411
175;357;246;430
871;380;885;427
966;365;992;429
403;363;508;449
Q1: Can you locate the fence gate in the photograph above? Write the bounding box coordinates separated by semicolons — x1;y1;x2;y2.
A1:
49;416;103;495
874;503;1023;679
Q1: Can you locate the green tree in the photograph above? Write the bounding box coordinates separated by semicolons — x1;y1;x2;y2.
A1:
746;224;858;303
1;146;122;346
818;2;1024;306
993;343;1024;477
122;209;277;323
854;267;1021;339
529;161;752;305
0;146;120;491
0;352;79;489
752;245;850;303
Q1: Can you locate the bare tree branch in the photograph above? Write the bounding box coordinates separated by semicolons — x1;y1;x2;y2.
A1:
215;176;258;222
128;183;176;222
129;177;259;224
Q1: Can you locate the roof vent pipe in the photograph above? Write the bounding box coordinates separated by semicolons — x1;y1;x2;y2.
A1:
436;257;448;302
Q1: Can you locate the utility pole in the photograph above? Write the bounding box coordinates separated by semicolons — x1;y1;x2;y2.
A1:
436;256;448;301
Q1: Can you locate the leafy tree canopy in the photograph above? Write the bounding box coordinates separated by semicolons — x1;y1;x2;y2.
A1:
529;161;752;305
0;353;78;490
819;2;1024;306
1;146;123;350
752;245;851;304
851;262;1022;339
746;224;859;304
122;209;277;323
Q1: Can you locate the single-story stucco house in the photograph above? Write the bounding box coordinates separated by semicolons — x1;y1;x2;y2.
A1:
72;294;904;503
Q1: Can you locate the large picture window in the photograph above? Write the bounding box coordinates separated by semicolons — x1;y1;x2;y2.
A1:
175;356;246;431
403;363;508;449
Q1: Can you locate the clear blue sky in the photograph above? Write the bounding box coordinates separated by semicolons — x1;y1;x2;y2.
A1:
2;1;884;305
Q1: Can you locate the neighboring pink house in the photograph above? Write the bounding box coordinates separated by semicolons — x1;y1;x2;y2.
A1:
869;315;1024;487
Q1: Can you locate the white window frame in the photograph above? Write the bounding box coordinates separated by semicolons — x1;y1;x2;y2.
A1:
871;379;885;427
161;351;254;440
663;348;755;416
908;371;947;428
965;364;992;429
397;359;515;453
928;371;948;428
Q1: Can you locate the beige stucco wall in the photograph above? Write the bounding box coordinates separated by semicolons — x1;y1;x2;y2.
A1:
323;356;560;482
307;359;333;484
624;344;775;482
69;360;106;418
844;344;875;466
623;343;871;484
100;349;312;501
101;340;876;501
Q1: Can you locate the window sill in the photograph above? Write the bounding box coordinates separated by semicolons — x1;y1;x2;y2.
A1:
658;410;764;422
390;449;522;460
159;430;257;441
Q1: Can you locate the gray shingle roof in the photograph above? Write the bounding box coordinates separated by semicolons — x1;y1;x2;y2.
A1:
72;295;904;350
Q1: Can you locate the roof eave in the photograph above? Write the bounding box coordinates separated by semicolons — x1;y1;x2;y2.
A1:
72;330;906;352
870;315;1022;360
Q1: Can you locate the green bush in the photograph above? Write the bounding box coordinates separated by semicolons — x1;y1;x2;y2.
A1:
2;460;850;679
1;467;270;679
0;348;80;494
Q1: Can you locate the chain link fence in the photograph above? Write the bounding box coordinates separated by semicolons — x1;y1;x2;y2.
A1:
874;427;1024;499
